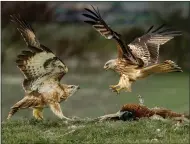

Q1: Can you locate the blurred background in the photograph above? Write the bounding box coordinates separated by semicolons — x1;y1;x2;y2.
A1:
1;2;189;120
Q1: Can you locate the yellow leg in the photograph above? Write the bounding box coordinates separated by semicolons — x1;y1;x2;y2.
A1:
109;74;132;94
109;85;118;89
115;87;123;94
33;108;43;120
109;85;122;94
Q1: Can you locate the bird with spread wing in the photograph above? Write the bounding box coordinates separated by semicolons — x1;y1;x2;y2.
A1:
7;15;80;120
83;6;183;94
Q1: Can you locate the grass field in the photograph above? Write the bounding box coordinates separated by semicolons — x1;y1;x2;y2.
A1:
2;118;189;144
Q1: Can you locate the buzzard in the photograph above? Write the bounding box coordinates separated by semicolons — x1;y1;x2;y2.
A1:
83;6;183;94
7;15;80;120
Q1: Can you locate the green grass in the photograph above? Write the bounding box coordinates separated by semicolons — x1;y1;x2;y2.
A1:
2;64;189;143
2;118;189;144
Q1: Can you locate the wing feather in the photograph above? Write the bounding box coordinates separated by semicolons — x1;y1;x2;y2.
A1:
16;50;55;79
128;25;182;66
10;14;41;48
11;14;68;92
10;14;53;53
83;6;139;65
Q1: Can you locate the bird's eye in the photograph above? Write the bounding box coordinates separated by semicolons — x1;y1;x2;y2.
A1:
70;86;74;88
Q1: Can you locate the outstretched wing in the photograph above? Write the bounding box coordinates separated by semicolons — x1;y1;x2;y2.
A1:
10;14;55;53
128;24;182;66
17;46;68;92
10;14;41;48
83;6;139;65
11;15;68;92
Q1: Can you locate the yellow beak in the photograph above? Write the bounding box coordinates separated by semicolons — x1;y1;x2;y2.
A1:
64;66;68;73
104;65;109;70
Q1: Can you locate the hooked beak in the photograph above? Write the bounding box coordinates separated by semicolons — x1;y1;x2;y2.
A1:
64;66;69;73
104;65;109;70
77;85;80;90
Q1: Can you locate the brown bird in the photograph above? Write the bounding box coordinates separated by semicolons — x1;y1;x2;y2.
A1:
83;6;183;94
97;103;189;122
7;15;80;120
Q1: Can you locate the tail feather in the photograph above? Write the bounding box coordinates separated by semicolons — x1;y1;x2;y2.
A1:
141;60;182;77
7;96;40;119
7;98;26;120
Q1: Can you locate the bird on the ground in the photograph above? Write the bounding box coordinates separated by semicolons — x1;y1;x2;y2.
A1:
7;15;80;120
97;103;189;122
83;6;183;94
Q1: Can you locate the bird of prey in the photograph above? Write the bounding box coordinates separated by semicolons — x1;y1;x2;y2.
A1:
83;6;183;94
7;15;80;120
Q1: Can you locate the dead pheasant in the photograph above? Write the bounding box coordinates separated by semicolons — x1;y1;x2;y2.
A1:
97;103;189;123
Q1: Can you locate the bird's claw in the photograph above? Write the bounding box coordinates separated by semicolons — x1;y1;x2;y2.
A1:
109;85;121;94
109;85;117;89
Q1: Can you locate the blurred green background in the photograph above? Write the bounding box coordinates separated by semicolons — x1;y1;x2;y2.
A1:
1;2;189;120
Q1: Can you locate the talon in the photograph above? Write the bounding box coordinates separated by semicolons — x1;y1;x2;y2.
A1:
109;84;123;94
109;85;117;91
111;88;116;92
113;89;119;94
116;90;120;95
111;87;122;94
109;85;117;89
116;87;122;94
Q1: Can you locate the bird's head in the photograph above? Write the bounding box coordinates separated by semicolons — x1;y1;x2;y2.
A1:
119;111;135;121
104;59;117;70
66;85;80;96
61;84;80;101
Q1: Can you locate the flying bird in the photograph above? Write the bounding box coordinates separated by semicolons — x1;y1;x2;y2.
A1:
7;15;80;120
83;6;183;94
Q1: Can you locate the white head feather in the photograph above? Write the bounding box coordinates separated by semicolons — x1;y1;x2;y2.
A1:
103;59;117;70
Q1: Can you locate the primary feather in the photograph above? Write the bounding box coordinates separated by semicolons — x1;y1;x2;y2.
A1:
128;24;182;66
83;6;139;65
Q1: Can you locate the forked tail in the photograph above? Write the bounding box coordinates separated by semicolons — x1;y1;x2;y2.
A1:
141;60;182;77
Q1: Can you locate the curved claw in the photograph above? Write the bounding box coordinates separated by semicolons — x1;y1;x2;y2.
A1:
109;85;122;94
109;85;117;89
